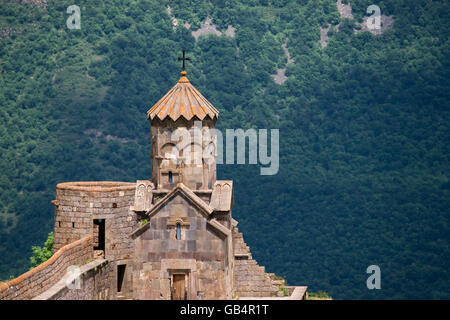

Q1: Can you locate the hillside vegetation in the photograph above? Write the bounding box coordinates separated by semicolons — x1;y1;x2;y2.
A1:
0;0;449;299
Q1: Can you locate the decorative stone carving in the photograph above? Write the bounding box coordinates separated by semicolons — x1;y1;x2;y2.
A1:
167;216;190;228
133;180;154;212
210;181;233;211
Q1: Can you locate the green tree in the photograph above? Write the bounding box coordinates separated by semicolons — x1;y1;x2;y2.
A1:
29;232;53;269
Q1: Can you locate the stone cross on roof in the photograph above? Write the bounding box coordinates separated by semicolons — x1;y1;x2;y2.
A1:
147;50;219;121
177;50;191;72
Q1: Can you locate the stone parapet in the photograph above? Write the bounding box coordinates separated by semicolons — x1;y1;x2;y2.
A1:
33;259;112;300
0;235;93;300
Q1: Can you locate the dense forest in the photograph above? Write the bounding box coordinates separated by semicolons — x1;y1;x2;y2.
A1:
0;0;449;299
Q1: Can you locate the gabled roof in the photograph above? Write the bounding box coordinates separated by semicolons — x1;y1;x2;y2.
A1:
130;183;214;238
147;71;219;121
148;182;213;217
210;180;233;211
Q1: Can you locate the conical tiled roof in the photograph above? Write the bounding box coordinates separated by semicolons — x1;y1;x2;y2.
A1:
147;71;219;121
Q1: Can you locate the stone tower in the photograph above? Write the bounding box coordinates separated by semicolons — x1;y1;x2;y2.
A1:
148;70;219;191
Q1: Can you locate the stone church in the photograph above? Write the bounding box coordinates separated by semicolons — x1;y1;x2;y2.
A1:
0;62;307;300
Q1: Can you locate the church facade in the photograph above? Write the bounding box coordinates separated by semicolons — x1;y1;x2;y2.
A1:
1;66;307;300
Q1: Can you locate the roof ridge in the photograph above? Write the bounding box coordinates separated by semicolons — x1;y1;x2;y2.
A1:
130;183;215;239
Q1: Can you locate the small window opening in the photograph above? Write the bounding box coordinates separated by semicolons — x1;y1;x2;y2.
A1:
117;264;126;292
72;222;75;228
169;171;173;183
176;223;181;240
93;219;105;251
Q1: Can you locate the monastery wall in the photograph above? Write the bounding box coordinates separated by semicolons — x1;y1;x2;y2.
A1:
53;181;138;261
232;227;282;298
52;181;139;300
34;259;113;300
0;235;93;300
132;193;228;300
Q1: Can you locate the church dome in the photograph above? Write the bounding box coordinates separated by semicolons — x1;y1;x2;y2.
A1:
147;71;219;121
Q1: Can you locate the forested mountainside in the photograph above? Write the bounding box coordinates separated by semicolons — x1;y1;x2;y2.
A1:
0;0;449;299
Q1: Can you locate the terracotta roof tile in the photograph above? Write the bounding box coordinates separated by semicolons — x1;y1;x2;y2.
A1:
147;72;219;121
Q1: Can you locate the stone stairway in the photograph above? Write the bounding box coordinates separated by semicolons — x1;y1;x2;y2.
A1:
232;227;284;298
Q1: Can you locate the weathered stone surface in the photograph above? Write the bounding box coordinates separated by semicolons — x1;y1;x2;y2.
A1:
210;181;233;211
133;181;154;212
150;118;217;191
33;259;112;300
132;190;228;300
0;236;93;300
232;227;284;298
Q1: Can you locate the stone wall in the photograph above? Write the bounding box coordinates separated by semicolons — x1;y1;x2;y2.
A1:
232;227;281;298
35;259;113;300
0;235;93;300
53;181;138;300
53;181;137;262
150;118;217;191
132;193;228;300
